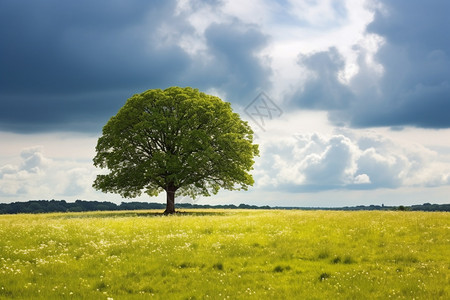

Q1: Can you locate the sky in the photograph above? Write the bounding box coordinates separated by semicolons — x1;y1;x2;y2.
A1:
1;0;449;207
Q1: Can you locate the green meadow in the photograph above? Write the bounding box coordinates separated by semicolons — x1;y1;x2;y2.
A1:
0;210;448;299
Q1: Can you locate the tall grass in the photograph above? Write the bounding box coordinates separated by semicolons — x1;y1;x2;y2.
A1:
0;210;448;299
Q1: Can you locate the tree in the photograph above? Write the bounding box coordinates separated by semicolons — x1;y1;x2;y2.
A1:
93;87;259;214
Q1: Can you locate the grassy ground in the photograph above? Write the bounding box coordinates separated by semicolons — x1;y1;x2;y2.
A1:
0;209;448;299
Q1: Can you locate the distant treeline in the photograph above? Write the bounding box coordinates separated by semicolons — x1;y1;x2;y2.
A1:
305;203;450;212
0;200;267;214
0;200;449;214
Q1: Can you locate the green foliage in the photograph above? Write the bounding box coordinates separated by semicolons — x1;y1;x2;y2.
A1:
93;87;258;210
0;210;448;299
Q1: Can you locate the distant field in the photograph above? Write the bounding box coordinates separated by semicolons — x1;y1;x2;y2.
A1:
0;210;448;299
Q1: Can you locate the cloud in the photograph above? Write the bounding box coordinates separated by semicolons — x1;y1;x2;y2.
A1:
0;0;190;94
255;130;450;192
0;0;272;133
291;0;450;129
350;0;450;128
285;0;348;29
2;0;447;132
294;48;354;110
20;146;50;173
0;0;192;133
202;21;271;102
0;146;95;198
296;135;357;186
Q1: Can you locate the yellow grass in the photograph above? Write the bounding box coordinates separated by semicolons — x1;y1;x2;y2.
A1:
0;209;449;299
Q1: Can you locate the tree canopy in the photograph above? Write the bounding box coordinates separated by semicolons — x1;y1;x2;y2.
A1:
93;87;259;213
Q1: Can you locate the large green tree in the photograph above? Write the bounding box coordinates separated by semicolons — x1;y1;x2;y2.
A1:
93;87;259;214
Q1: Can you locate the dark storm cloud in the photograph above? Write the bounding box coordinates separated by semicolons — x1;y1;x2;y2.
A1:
202;21;271;103
0;0;189;132
0;0;188;94
293;0;450;129
0;0;271;133
355;0;450;128
294;48;354;110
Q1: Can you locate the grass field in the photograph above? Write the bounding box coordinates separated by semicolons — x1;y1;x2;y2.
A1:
0;209;449;299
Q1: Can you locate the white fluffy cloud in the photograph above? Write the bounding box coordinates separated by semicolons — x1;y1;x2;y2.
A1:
1;130;449;205
0;146;96;200
255;130;450;192
0;143;169;203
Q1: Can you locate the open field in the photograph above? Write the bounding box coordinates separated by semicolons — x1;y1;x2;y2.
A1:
0;209;449;299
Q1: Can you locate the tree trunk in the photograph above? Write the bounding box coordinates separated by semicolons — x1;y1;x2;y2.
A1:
164;185;176;214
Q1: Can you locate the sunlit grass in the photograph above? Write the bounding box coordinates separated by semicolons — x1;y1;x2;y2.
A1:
0;210;448;299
